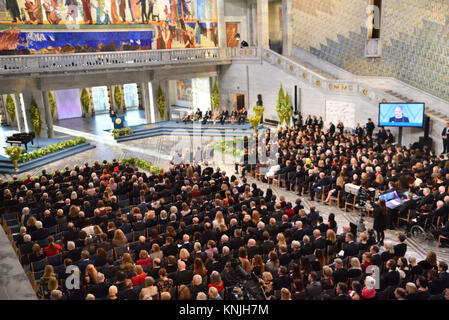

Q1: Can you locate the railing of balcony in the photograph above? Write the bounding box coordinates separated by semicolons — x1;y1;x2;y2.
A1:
0;47;259;75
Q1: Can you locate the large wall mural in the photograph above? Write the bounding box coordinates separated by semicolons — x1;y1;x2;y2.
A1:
0;0;218;54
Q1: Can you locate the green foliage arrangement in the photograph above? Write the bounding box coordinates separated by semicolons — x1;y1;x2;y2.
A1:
48;91;56;118
6;94;16;122
114;86;122;110
112;127;132;138
211;138;244;158
17;137;86;163
81;88;91;115
249;115;261;133
157;85;166;120
5;146;22;161
121;157;160;174
211;81;221;111
275;84;292;126
253;105;264;119
30;97;42;138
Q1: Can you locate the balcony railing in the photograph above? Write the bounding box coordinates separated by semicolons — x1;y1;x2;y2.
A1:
0;46;260;75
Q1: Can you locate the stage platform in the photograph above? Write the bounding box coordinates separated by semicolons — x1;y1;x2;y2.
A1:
113;120;269;142
0;138;95;174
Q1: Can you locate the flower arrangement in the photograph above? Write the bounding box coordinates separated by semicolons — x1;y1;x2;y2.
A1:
249;115;261;133
6;94;15;122
112;127;132;138
5;146;22;171
114;86;122;110
276;84;292;126
17;137;86;163
211;81;221;111
30;97;42;138
157;85;166;120
121;157;160;175
48;91;57;118
81;88;91;116
211;138;245;158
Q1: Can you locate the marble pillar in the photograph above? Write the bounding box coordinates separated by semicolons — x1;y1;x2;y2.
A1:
13;93;25;133
140;82;151;123
257;0;269;48
282;0;292;56
217;0;226;48
151;80;162;122
42;91;54;138
34;91;49;139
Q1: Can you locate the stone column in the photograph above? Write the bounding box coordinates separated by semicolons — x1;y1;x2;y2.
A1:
42;91;54;138
151;80;161;122
34;91;49;138
257;0;269;48
140;82;152;123
217;0;226;48
13;93;25;133
282;0;292;56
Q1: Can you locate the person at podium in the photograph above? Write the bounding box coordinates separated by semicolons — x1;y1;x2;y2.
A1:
110;109;117;119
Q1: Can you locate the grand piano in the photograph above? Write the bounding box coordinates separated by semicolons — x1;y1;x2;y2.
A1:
6;132;35;152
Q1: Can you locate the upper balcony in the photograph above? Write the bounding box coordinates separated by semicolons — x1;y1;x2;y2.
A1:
0;47;260;77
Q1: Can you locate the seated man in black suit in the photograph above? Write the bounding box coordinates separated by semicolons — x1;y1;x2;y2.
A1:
388;105;409;123
238;107;247;125
194;108;203;121
393;233;407;258
219;107;229;125
172;261;193;286
274;266;290;291
31;221;49;241
340;233;359;259
332;258;348;284
202;108;212;124
88;272;110;300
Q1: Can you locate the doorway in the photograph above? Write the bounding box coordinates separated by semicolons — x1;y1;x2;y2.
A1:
92;86;109;112
231;94;245;111
226;23;239;47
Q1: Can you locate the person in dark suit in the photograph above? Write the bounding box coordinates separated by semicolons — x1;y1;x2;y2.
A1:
31;221;49;241
274;266;290;290
442;122;449;154
373;199;387;245
246;239;260;259
394;233;407;258
334;282;351;300
172;261;193;286
88;272;110;299
333;258;348;284
117;279;140;300
438;262;449;289
341;233;359;258
219;107;229;125
312;230;326;250
388;105;409;123
366;118;375;138
238;107;247;125
194;108;203;121
202;108;212;124
328;122;335;136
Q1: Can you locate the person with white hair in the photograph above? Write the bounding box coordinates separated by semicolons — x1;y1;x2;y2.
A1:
362;276;376;299
31;220;49;241
196;292;207;300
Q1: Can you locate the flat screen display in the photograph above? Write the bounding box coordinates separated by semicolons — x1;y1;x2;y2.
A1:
378;103;425;127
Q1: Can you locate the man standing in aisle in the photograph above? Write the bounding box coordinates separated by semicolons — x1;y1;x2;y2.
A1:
442;122;449;154
366;118;375;138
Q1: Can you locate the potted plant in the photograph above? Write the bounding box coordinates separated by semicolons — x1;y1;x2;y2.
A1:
48;91;57;119
276;84;286;127
81;88;91;117
284;90;293;127
114;86;122;112
157;85;166;121
211;81;220;124
5;146;22;171
249;115;261;134
6;94;16;122
30;97;42;138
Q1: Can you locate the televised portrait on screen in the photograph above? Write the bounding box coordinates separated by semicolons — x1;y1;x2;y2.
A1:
379;103;425;128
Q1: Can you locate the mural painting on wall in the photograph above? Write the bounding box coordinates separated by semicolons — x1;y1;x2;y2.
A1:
0;0;218;54
176;79;192;102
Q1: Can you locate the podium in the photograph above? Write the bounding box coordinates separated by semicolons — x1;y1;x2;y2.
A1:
113;116;125;129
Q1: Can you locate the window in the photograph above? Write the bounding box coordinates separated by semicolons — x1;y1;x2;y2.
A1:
367;0;382;39
124;83;139;109
92;86;109;112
